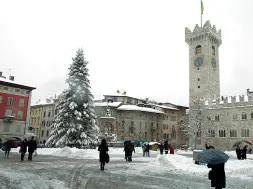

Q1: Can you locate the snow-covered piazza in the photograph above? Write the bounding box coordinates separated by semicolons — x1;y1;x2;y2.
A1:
2;1;253;189
0;147;253;189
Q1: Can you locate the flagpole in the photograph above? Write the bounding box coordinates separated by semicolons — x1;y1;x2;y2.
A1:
201;12;202;29
201;0;202;29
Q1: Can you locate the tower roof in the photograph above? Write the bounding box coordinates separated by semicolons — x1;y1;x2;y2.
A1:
185;20;222;47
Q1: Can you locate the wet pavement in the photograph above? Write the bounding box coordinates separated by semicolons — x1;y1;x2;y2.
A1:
0;150;252;189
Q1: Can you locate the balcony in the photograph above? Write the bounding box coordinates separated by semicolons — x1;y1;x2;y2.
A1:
3;115;15;123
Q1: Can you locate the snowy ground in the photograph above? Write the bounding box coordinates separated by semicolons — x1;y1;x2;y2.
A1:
0;148;252;189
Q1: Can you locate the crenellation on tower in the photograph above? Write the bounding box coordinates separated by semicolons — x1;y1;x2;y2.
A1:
185;20;222;47
203;94;253;110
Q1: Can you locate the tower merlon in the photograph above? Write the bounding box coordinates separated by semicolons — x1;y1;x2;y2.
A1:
185;20;222;47
203;95;253;108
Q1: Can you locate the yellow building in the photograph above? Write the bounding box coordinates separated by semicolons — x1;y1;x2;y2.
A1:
29;104;43;137
154;104;188;148
156;105;178;145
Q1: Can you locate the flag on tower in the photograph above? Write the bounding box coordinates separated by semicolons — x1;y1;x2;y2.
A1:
201;0;204;15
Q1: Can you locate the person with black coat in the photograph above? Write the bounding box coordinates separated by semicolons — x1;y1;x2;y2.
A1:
205;144;210;150
28;137;37;161
242;145;248;160
20;138;28;161
98;139;109;171
145;144;150;157
4;140;13;158
158;142;164;155
124;142;135;162
235;146;242;160
207;163;226;189
164;140;169;154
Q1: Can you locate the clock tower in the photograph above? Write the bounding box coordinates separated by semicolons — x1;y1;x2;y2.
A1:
185;20;222;110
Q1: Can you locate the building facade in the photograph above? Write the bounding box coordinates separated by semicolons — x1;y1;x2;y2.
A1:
30;98;56;144
186;20;253;149
95;92;188;147
0;73;35;141
40;100;55;144
30;105;43;137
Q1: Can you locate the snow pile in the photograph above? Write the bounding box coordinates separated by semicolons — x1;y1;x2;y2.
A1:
176;149;193;155
159;154;207;174
12;147;152;159
12;147;99;159
155;154;253;180
225;150;253;159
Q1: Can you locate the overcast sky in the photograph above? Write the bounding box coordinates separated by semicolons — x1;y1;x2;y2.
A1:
1;0;253;106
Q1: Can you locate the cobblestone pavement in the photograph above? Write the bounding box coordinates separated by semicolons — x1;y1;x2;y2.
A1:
0;150;252;189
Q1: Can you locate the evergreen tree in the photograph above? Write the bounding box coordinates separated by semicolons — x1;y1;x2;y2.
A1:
46;48;99;148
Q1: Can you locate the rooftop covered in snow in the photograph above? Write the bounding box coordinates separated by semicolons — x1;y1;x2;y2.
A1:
31;99;55;107
94;102;122;108
117;105;164;114
0;76;36;90
152;104;179;110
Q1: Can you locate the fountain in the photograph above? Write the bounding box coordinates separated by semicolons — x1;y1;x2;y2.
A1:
98;105;117;142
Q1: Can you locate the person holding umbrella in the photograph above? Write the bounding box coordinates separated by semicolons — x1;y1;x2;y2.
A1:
197;149;228;189
28;137;37;161
98;139;109;171
4;139;13;159
235;146;242;160
20;138;28;161
207;163;226;189
242;145;248;160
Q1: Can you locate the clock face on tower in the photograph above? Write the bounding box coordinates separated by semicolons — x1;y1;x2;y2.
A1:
194;57;203;67
211;58;216;68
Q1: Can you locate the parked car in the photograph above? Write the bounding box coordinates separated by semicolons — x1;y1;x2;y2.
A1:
37;144;45;148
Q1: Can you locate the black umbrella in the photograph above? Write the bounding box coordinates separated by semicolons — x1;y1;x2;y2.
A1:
197;149;229;165
232;141;242;147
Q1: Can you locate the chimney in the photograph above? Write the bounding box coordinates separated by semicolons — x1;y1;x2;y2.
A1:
46;98;51;103
108;98;113;103
0;71;6;79
9;76;14;81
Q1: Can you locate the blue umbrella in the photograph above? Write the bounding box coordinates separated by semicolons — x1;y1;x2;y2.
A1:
197;149;229;165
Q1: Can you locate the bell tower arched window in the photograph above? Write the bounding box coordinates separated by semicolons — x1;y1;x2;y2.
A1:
195;45;202;55
212;46;215;56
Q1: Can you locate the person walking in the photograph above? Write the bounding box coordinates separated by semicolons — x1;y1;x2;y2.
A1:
207;163;226;189
98;139;109;171
4;140;13;159
20;138;28;161
142;144;146;157
124;142;135;162
169;145;174;155
235;146;242;160
242;145;248;160
28;137;37;161
164;140;169;154
145;144;150;157
158;142;164;155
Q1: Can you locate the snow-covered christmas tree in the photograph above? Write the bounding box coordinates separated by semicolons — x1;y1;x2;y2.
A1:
46;48;99;148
